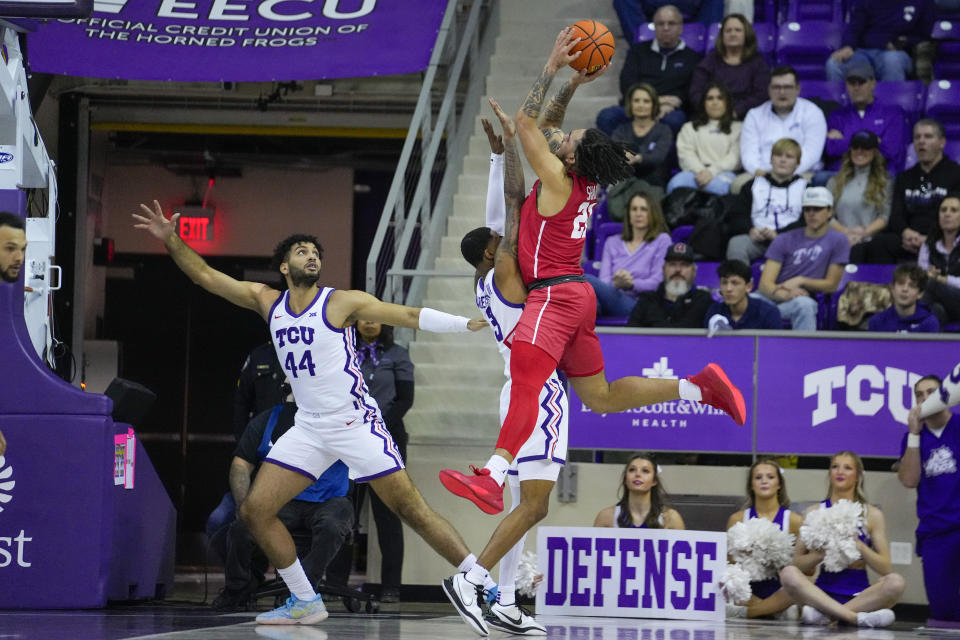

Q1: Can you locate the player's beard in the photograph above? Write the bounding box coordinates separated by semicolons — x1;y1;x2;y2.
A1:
288;264;320;288
664;277;690;298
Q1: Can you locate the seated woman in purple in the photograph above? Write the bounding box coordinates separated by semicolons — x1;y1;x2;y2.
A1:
779;451;905;628
585;192;672;317
593;452;684;529
725;458;802;619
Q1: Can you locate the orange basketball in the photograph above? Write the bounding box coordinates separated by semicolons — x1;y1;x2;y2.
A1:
568;19;615;73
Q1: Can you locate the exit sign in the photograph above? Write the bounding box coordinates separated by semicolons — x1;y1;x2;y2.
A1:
177;206;214;242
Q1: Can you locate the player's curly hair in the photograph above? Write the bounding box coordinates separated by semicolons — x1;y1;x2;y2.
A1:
574;128;633;186
461;226;494;268
271;233;324;272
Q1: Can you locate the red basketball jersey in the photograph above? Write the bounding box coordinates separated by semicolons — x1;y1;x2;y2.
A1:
517;173;600;285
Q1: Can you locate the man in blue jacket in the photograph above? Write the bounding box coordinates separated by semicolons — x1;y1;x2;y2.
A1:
868;264;940;333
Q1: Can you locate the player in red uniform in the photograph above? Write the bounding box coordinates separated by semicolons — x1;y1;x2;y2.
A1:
439;33;746;611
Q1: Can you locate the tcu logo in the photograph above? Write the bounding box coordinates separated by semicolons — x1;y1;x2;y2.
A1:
274;326;315;348
572;202;596;239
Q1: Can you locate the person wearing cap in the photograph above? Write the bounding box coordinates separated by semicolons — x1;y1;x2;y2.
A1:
826;0;936;83
705;259;782;330
627;241;714;328
826;130;893;263
823;62;907;173
586;191;672;317
757;186;850;330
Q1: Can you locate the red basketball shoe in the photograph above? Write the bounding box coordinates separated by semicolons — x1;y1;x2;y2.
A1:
438;465;504;514
689;363;746;426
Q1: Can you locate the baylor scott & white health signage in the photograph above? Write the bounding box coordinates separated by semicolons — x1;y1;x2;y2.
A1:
536;527;726;621
26;0;448;81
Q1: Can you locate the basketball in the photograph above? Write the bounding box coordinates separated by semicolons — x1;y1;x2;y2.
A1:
568;19;615;73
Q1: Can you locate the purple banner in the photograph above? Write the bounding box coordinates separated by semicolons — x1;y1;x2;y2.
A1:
568;335;754;453
26;0;449;82
756;337;959;457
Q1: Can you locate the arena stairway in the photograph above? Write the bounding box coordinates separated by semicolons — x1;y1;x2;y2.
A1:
406;1;624;445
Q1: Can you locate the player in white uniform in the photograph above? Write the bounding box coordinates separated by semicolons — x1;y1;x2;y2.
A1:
440;101;566;636
133;203;489;626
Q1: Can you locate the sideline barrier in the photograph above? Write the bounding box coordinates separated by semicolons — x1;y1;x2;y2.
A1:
536;526;726;621
571;330;960;456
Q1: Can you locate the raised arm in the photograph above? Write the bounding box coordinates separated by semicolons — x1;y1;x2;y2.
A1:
326;289;486;333
491;99;530;304
898;407;923;489
482;117;506;235
132;200;277;319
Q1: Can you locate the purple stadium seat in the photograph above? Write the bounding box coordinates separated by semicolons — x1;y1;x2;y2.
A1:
671;225;694;243
635;21;706;53
752;0;780;25
873;81;924;127
903;140;960;170
785;0;844;22
932;20;960;78
924;80;960;139
777;21;844;81
706;22;777;65
693;261;722;300
593;221;623;260
800;80;847;107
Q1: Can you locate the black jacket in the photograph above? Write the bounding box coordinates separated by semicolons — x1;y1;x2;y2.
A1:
628;283;714;328
619;39;702;107
889;157;960;236
232;342;286;441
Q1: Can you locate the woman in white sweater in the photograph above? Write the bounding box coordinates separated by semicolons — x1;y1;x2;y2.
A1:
667;82;742;195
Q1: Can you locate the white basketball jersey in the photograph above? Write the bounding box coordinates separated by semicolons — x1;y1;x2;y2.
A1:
476;270;524;377
268;287;380;420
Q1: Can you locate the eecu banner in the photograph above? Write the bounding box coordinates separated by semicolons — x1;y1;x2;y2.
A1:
536;526;726;621
26;0;449;82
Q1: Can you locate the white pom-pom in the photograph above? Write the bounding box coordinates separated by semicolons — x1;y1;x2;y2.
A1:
799;499;865;572
727;517;796;581
719;563;752;604
515;551;539;598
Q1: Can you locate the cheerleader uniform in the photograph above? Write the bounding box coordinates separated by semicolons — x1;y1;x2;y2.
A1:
743;506;791;599
813;499;871;604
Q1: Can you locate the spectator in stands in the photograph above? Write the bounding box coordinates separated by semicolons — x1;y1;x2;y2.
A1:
824;63;907;173
667;82;742;195
919;194;960;328
740;66;827;184
866;120;960;263
705;259;782;330
726;138;807;265
355;321;413;603
689;14;770;121
599;5;703;135
901;376;960;624
611;83;674;187
627;241;713;327
758;187;850;330
593;452;685;529
868;264;939;333
827;131;893;263
587;191;672;317
613;0;724;45
0;211;26;284
212;402;353;611
826;0;936;83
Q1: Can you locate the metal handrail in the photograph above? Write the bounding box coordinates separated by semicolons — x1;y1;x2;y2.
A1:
364;0;491;304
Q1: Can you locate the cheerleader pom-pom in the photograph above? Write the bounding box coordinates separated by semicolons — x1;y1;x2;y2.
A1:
719;563;752;604
799;499;864;572
727;518;796;581
516;551;540;598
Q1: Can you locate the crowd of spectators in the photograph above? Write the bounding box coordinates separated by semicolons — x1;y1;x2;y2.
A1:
585;1;960;331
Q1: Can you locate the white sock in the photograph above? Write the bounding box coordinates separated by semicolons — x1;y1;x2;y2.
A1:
497;585;516;607
458;553;477;573
483;574;497;594
465;562;489;587
484;455;510;486
678;378;702;402
277;558;317;601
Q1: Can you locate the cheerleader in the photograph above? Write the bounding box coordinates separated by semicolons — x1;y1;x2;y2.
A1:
726;458;802;618
779;451;904;628
593;453;684;529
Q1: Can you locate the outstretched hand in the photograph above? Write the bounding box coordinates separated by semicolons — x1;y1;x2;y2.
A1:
481;118;504;155
572;64;610;86
546;28;581;72
132;200;179;242
467;317;489;331
488;98;516;139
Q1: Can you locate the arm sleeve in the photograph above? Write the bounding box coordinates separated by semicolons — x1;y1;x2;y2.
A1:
888;173;907;235
831;233;851;265
630;234;670;293
739;111;762;175
485;153;506;234
798;103;827;175
675;123;704;173
599;236;617;283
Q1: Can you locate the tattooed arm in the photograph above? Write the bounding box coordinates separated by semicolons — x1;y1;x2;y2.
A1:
488;99;528;304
